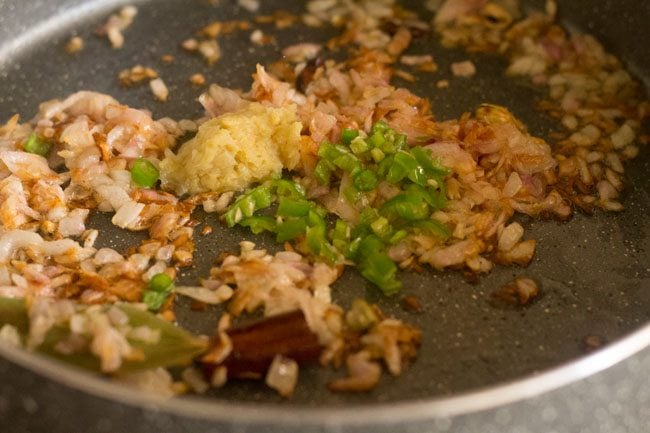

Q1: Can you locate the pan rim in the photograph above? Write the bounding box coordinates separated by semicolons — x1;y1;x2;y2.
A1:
1;321;649;427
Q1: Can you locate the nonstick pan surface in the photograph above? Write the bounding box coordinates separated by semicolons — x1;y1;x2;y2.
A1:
0;0;648;431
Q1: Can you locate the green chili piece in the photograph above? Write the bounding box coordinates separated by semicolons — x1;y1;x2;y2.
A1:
239;216;277;234
349;136;369;154
23;133;52;156
411;146;450;177
272;179;306;199
149;273;174;292
333;152;361;173
341;128;360;145
359;250;402;296
410;219;451;239
381;193;430;221
277;198;314;217
224;185;272;227
130;158;160;188
370;216;392;239
371;120;389;135
143;291;170;312
276;218;308;242
353;169;378;192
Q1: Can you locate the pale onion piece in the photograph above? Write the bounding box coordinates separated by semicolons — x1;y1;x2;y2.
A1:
498;222;525;251
128;326;161;344
0;265;12;285
265;355;299;398
606;153;624;174
182;367;210;394
155;245;175;262
597;180;618;202
570;124;601;147
89;314;134;373
0;231;42;263
142;260;167;282
107;305;129;326
111;201;144;229
0;150;56;181
117;368;175;398
58;208;89;237
423;239;474;270
150;78;169;102
175;285;233;305
107;27;124;49
610;123;635;149
434;0;487;25
128;253;151;273
198;85;248;119
60;118;94;148
0;324;22;347
499;239;536;266
95;184;132;211
0;286;25;298
93;248;124;266
37;91;118;121
69;314;89;334
82;229;99;248
238;0;260;12
282;43;322;62
210;366;228;388
328;350;381;392
515;277;539;304
507;55;546;76
307;0;337;14
502;172;523;198
451;60;476;77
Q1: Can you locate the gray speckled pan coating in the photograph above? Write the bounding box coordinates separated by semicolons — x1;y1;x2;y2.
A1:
0;0;648;431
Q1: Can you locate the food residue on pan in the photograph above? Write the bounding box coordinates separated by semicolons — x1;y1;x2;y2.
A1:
0;0;647;399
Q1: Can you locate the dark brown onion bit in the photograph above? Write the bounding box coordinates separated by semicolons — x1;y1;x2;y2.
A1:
200;310;322;380
296;56;325;94
490;277;540;307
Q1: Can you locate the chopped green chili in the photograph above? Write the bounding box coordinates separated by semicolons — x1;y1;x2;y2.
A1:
130;158;160;188
223;120;451;296
23;133;52;156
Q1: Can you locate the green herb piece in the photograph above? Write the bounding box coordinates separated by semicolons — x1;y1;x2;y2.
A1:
23;133;52;156
130;158;160;188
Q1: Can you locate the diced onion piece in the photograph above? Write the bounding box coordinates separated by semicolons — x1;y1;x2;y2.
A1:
498;222;524;251
111;201;144;229
265;355;299;398
150;78;169;101
175;285;233;305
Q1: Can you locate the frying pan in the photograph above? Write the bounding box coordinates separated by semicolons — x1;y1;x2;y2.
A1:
0;0;648;431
